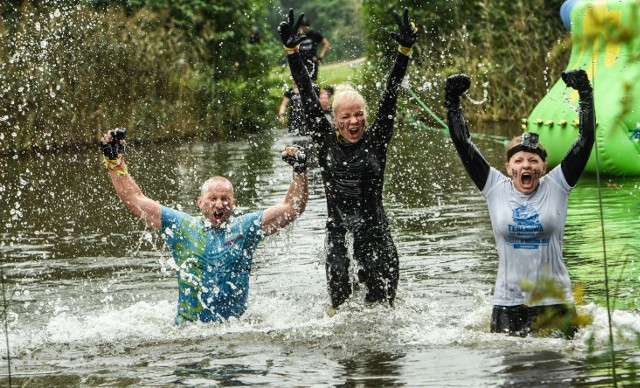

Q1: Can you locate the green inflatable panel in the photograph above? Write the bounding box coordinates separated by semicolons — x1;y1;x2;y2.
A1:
526;0;640;176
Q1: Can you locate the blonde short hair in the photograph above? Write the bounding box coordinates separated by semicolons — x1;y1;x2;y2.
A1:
200;176;234;197
332;83;367;118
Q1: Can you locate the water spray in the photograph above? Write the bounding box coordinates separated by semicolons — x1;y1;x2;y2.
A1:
0;259;11;386
404;85;509;146
404;86;448;130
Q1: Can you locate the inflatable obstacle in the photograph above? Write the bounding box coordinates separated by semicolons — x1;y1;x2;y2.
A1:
526;0;640;176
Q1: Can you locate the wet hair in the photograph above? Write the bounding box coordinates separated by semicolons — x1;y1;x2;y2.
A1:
505;134;548;162
201;176;234;198
332;83;367;118
301;18;310;26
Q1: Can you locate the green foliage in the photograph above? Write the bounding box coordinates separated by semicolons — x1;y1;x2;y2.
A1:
0;0;277;154
361;0;570;122
268;0;365;62
121;0;279;135
319;59;366;87
0;0;596;154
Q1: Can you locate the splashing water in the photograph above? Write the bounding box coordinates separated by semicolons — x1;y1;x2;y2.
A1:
466;82;489;105
1;129;638;386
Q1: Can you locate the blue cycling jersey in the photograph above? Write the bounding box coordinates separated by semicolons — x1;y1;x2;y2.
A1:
161;207;264;324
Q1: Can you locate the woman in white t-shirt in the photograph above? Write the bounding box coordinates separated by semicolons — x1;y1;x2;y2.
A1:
444;69;594;338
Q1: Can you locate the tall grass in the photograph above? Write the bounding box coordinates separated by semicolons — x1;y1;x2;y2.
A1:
0;4;188;153
0;2;277;155
361;0;569;125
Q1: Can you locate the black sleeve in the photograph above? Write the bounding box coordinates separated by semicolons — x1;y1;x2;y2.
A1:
560;89;595;187
447;107;491;191
371;53;410;143
286;52;332;141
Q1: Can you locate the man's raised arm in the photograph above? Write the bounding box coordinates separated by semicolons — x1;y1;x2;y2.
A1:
261;146;309;236
100;129;162;231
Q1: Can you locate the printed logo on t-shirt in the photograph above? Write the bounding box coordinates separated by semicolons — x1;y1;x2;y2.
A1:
299;38;315;52
223;233;243;247
506;205;549;249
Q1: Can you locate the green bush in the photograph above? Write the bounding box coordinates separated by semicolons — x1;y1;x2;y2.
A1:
361;0;570;123
0;0;577;155
0;1;277;155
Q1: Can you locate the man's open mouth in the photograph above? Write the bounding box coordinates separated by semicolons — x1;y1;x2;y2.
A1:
213;210;224;220
521;172;532;185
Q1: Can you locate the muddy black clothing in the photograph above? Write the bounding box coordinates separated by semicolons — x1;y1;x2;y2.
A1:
491;304;578;338
299;30;325;81
284;88;308;135
446;86;595;191
287;51;410;308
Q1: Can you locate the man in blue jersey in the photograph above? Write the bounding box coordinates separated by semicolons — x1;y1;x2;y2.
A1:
100;130;308;324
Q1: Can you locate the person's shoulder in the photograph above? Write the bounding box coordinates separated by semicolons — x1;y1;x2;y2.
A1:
229;211;263;228
542;166;572;191
309;29;324;40
162;206;188;223
227;211;264;241
482;167;509;196
161;207;203;239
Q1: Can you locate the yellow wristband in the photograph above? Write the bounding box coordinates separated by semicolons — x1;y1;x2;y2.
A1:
398;45;413;56
103;154;129;176
283;45;299;55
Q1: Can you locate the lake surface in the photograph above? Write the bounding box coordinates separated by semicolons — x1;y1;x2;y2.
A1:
1;123;639;386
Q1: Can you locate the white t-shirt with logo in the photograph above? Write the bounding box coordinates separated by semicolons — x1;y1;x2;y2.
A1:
482;166;574;306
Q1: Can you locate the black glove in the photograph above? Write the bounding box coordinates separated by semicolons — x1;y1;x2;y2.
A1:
100;128;126;160
561;69;592;94
282;145;307;173
278;9;307;49
445;74;471;110
389;8;418;48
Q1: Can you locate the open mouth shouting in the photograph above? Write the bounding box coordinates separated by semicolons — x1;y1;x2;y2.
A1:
511;168;543;194
506;150;547;195
200;199;232;227
213;209;226;222
335;99;366;144
198;178;235;228
345;126;362;141
208;205;232;227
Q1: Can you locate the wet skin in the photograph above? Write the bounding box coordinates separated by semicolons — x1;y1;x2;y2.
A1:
505;151;547;194
335;99;366;144
197;180;236;228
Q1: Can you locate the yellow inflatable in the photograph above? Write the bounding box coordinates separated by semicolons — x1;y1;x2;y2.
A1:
526;0;640;176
